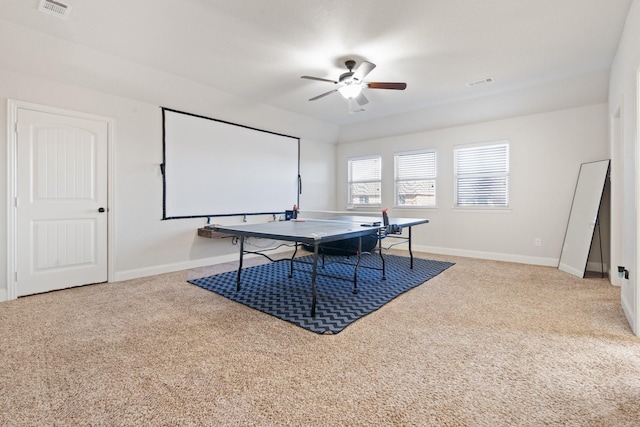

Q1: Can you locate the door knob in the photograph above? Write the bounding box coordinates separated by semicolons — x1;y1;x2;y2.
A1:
98;207;106;213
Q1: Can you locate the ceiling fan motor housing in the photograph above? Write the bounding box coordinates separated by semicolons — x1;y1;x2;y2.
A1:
340;71;355;83
341;60;357;83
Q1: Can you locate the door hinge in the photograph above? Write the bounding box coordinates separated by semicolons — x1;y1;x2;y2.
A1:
14;197;19;208
15;271;18;282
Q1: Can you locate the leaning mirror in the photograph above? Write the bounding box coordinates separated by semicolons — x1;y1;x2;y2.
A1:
558;159;610;278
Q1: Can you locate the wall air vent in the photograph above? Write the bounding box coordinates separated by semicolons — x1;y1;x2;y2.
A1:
38;0;72;19
466;77;495;88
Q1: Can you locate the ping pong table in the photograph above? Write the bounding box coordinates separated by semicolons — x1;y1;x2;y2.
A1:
210;216;429;317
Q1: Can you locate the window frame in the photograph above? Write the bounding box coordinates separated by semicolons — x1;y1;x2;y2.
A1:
453;141;510;209
394;149;437;208
347;155;382;207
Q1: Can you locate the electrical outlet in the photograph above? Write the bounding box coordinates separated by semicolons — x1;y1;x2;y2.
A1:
534;238;542;247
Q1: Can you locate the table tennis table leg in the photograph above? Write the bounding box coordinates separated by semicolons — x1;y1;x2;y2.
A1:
352;237;362;294
311;244;319;317
408;226;414;269
378;231;386;280
236;236;245;291
289;243;299;278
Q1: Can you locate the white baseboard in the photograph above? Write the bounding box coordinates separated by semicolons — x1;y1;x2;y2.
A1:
412;244;559;267
559;260;610;279
586;260;609;275
621;289;637;336
112;247;293;282
112;253;240;282
608;270;622;287
111;244;566;283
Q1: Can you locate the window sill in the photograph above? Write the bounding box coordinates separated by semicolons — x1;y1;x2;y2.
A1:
346;204;383;210
452;207;512;213
394;205;438;210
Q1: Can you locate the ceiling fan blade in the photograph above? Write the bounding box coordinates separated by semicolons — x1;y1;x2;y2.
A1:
354;91;369;106
309;88;338;101
301;76;338;84
352;61;376;82
367;82;407;90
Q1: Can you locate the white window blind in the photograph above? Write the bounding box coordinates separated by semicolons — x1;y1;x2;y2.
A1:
394;150;436;207
348;156;381;206
454;142;509;207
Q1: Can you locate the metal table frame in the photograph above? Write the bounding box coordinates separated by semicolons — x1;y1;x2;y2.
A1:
211;217;428;317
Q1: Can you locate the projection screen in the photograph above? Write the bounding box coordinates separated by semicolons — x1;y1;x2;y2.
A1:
162;108;300;219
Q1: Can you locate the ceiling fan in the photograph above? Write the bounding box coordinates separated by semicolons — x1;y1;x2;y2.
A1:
301;60;407;111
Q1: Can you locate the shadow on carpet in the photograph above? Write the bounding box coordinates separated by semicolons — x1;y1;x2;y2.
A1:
188;254;454;334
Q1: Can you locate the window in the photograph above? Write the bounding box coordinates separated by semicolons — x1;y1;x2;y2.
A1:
348;155;381;206
394;150;436;207
454;141;509;207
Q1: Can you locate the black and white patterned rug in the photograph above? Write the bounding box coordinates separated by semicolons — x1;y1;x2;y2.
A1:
188;254;454;334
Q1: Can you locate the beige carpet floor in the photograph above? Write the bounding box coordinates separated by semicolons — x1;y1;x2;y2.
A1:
0;251;639;426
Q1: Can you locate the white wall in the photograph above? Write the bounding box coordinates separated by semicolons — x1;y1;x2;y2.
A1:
609;0;640;335
0;41;337;299
336;104;609;266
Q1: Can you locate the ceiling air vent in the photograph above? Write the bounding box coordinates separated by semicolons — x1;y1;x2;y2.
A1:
38;0;72;19
466;77;495;88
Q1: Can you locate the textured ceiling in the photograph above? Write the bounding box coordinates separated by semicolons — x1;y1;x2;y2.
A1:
0;0;633;125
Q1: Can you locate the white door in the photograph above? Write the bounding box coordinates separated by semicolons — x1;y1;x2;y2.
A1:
16;109;108;296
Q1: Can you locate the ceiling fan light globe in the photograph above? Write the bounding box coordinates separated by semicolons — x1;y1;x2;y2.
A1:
338;84;363;99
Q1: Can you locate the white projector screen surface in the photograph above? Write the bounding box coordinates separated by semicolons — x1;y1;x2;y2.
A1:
162;108;300;219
